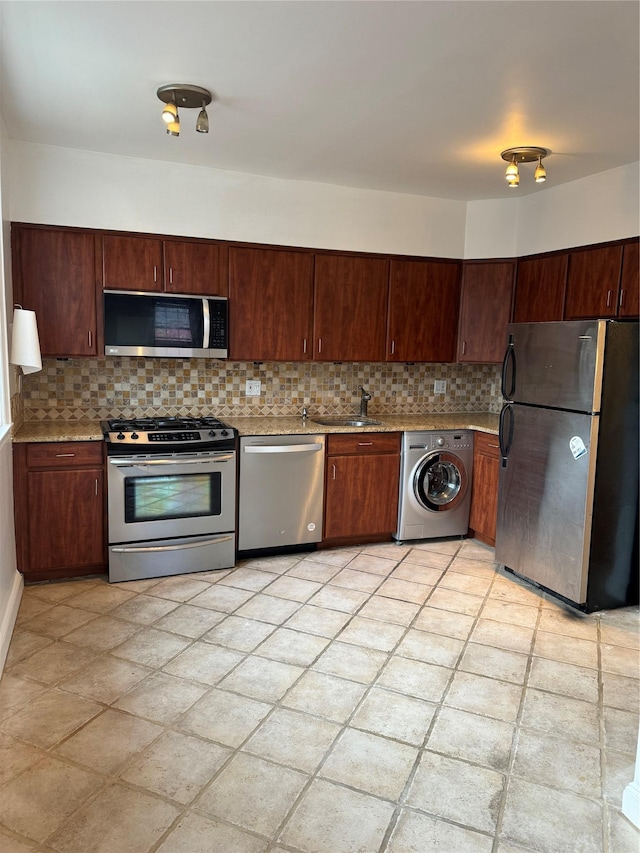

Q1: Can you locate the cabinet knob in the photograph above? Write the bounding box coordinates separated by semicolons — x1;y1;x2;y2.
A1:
318;338;322;354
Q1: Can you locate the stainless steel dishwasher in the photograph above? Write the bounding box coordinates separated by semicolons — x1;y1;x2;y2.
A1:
238;434;325;551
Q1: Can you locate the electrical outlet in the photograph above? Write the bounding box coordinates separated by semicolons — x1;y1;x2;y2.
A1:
245;380;261;396
434;380;447;394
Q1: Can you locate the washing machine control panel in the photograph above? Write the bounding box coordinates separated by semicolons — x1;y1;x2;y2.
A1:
428;433;473;451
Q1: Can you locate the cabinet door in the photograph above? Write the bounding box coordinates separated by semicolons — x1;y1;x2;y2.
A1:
229;247;313;361
457;262;515;363
468;432;500;546
102;235;163;291
387;260;461;362
27;468;104;570
314;255;389;362
564;245;623;319
324;453;399;539
164;241;229;296
618;241;639;318
513;254;568;323
13;226;98;357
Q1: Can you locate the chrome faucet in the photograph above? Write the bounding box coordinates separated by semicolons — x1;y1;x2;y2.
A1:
357;385;371;417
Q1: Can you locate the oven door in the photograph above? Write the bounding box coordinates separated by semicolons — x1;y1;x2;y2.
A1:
107;451;236;544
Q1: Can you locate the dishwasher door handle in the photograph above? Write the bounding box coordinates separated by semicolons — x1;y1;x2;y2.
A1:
243;444;323;454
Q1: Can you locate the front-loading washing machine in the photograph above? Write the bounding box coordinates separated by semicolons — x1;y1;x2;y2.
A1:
394;430;474;541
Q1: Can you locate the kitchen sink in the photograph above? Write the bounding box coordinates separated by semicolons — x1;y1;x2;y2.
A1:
311;416;383;427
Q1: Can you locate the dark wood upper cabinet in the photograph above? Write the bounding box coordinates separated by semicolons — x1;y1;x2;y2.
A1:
564;245;623;319
457;261;515;363
164;241;228;296
513;254;568;323
619;240;639;318
102;234;228;295
229;246;314;361
12;225;98;357
313;254;389;362
102;234;163;291
387;260;461;362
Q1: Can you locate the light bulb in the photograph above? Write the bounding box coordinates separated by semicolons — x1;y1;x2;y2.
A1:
507;173;520;188
505;159;519;181
534;158;547;182
161;101;178;124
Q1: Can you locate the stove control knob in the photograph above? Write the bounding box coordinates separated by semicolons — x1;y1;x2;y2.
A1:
131;432;139;440
436;436;445;447
221;429;229;437
208;430;216;437
117;432;125;441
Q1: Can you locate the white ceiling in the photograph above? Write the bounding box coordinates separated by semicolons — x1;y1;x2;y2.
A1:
1;1;638;201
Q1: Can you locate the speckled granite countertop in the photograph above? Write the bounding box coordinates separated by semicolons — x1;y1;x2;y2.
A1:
12;412;499;443
225;412;499;436
12;420;105;443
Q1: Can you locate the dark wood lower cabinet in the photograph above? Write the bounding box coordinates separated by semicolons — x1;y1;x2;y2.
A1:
13;442;106;582
323;432;401;546
468;431;501;547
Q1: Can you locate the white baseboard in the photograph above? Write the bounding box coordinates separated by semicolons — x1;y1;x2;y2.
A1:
0;570;24;674
622;780;640;829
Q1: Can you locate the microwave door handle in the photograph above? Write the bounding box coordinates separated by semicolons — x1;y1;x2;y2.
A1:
202;299;210;348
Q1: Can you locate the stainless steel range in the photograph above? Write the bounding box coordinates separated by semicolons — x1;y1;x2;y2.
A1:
102;416;237;583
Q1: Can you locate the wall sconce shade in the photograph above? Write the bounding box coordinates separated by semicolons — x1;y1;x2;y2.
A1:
501;147;550;188
157;84;213;136
10;307;42;374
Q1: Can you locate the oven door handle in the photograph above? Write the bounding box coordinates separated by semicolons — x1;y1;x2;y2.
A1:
111;535;234;554
108;453;235;467
243;444;323;454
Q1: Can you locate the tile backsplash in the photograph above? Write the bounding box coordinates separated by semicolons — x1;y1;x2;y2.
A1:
18;358;503;421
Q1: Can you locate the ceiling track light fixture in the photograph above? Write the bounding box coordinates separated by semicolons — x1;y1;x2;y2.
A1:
157;84;213;137
501;147;550;188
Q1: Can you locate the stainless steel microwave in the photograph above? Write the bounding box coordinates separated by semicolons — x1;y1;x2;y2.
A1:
104;290;228;358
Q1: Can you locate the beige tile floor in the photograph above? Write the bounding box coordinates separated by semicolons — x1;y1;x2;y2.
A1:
0;538;639;853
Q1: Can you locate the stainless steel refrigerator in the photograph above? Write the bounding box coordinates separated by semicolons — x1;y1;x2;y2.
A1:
495;320;638;612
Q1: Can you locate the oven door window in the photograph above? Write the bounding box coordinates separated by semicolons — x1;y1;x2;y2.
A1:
124;472;221;523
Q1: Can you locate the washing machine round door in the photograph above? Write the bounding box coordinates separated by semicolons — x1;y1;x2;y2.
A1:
413;451;468;512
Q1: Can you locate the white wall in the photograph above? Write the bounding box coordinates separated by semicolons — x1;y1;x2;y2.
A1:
464;198;519;259
465;162;640;259
7;141;467;259
7;143;638;262
0;117;24;673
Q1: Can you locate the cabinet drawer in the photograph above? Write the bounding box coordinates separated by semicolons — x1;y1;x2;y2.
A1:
26;441;103;468
474;432;501;458
327;432;401;456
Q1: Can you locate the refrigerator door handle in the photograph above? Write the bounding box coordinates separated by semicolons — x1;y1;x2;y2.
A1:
501;335;516;400
499;403;514;468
